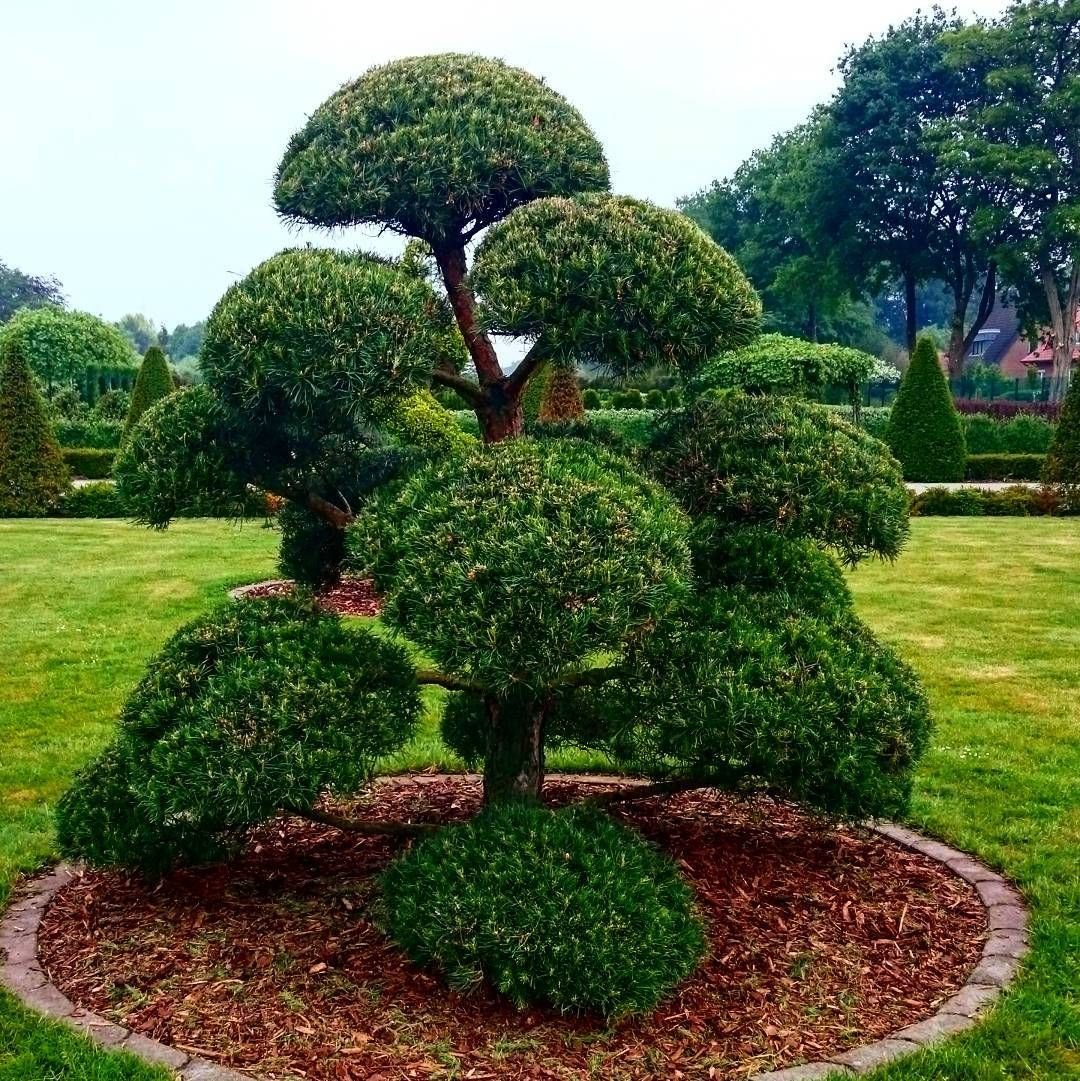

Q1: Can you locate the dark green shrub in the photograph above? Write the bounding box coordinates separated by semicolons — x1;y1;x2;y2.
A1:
905;486;1074;516
645;388;665;408
529;410;656;454
908;486;986;516
1001;413;1055;453
53;418;123;449
884;337;966;481
582;388;602;410
665;387;681;408
53;481;124;518
56;598;421;873
0;337;69;516
1043;374;1080;495
965;453;1044;481
61;447;114;479
961;413;1005;454
648;390;909;564
277;502;346;589
92;388;131;423
380;802;705;1017
124;346;174;435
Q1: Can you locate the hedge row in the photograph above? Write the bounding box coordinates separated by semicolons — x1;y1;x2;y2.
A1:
953;398;1061;420
965;453;1045;482
53;418;124;449
62;447;115;479
910;485;1079;517
451;409;659;447
47;484;277;519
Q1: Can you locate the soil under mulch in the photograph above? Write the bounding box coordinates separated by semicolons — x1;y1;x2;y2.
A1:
39;777;985;1080
239;577;382;618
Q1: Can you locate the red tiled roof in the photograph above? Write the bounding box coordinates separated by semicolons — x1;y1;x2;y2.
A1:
1021;310;1080;364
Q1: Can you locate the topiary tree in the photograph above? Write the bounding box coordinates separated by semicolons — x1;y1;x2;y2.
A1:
885;335;967;481
0;307;136;392
1042;372;1080;503
0;334;69;515
124;345;174;435
537;363;584;423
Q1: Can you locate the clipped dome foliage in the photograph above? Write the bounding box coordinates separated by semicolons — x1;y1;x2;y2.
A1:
274;54;609;240
56;598;420;873
472;194;761;378
473;195;761;380
200;248;460;439
351;438;691;692
648;390;909;564
693;333;882;396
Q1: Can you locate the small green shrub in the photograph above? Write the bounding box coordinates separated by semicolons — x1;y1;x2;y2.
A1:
620;388;645;409
965;453;1044;481
61;447;115;479
884;337;966;481
907;486;1079;516
53;481;124;518
582;388;602;409
961;413;1005;454
380;801;706;1017
53;418;124;449
665;387;682;408
1043;375;1080;494
645;388;665;408
0;337;69;516
124;346;174;435
92;388;131;423
56;598;421;873
1001;413;1056;453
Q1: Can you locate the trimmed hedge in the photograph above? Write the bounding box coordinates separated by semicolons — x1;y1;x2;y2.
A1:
53;481;124;518
62;447;115;479
910;485;1079;516
965;453;1045;481
954;398;1061;420
53;418;124;449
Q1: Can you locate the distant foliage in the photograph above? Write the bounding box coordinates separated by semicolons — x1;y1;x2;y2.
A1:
381;802;705;1017
909;484;1078;517
61;447;114;479
56;599;420;873
0;259;64;323
885;337;966;481
124;346;174;435
0;336;69;515
0;307;135;389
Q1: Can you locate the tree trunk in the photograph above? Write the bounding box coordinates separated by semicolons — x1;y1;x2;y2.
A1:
904;271;918;357
946;320;967;381
476;386;524;442
1041;264;1078;403
482;694;547;803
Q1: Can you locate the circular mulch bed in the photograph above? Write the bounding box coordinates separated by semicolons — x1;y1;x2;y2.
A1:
235;577;382;618
38;776;985;1080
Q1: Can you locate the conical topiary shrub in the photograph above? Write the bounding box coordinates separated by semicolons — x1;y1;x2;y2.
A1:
885;336;966;481
125;346;174;435
0;336;69;516
521;360;549;425
538;363;584;423
1042;372;1080;502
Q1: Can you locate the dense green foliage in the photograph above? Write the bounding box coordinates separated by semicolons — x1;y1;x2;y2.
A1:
52;417;124;449
0;259;64;323
0;338;68;515
275;54;609;239
649;390;909;564
51;481;124;518
277;502;347;589
965;452;1045;481
537;363;584;422
56;598;420;873
963;412;1056;454
61;447;114;479
885;337;967;481
355;439;690;693
473;194;761;377
0;307;135;389
1042;374;1080;496
381;802;705;1016
909;484;1078;516
124;346;173;434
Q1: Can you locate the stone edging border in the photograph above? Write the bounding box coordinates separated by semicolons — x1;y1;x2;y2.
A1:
0;780;1029;1081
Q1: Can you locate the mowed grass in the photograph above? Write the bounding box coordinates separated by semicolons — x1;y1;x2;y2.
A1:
0;516;1077;1079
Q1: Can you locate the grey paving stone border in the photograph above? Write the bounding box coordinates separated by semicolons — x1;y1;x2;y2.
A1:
0;781;1029;1081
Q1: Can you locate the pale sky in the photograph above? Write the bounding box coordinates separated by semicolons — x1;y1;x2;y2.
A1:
2;0;1004;327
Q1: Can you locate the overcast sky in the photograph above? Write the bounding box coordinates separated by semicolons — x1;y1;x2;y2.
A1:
2;0;1005;327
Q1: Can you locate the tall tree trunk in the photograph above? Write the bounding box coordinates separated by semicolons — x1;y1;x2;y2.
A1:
947;263;998;380
904;271;918;357
482;694;547;804
1041;263;1079;403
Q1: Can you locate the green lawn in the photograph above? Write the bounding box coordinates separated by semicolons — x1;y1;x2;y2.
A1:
0;517;1077;1079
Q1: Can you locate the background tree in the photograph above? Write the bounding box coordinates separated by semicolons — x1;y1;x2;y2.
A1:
115;313;160;354
0;335;69;515
885;336;967;481
944;0;1080;400
821;9;1005;368
124;345;174;435
0;260;64;324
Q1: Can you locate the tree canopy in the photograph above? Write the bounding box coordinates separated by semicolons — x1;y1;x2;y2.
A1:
0;260;64;324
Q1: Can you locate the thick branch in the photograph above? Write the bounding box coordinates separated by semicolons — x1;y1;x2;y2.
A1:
286;804;438;837
430;366;484;406
962;262;998;356
434;243;503;385
505;339;551;399
415;668;485;693
279;486;353;530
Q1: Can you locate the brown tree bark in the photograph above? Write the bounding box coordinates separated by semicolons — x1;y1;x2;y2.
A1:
946;263;997;380
482;694;548;803
1043;262;1080;402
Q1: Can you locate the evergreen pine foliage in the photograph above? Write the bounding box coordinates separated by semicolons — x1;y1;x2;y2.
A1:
125;346;174;435
1042;373;1080;499
0;336;69;515
885;336;966;481
538;364;584;423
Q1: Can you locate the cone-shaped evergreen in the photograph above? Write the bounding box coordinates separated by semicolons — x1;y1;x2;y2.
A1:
538;363;584;423
885;336;966;481
1042;372;1080;496
521;361;550;424
125;346;174;435
0;337;69;515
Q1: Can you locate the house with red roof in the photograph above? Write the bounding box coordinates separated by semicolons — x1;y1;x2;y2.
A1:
1019;308;1080;379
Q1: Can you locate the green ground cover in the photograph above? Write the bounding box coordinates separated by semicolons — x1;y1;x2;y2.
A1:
0;518;1076;1079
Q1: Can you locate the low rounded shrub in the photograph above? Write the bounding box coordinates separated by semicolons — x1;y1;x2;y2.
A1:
57;598;420;873
61;447;115;479
53;481;124;518
380;801;706;1017
53;418;124;449
581;388;602;410
965;453;1044;481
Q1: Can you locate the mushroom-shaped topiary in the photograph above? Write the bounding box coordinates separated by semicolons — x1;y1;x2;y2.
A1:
472;195;762;378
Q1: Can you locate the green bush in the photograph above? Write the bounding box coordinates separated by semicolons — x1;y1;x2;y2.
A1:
961;412;1056;454
961;413;1005;454
277;502;346;589
53;418;123;449
648;390;909;565
645;388;665;408
529;410;657;453
124;346;174;435
581;388;602;410
56;598;421;873
53;481;124;518
61;447;114;479
965;453;1045;481
884;337;966;481
92;388;130;423
1043;374;1080;494
619;388;645;409
380;802;705;1017
0;336;69;516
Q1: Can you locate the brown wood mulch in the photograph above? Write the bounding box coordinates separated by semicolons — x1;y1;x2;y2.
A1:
38;777;985;1081
240;577;382;618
